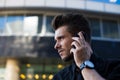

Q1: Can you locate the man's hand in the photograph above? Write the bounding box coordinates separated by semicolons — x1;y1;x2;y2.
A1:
70;32;93;67
70;32;105;80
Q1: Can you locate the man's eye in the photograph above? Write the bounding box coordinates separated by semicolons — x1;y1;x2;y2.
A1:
60;37;64;40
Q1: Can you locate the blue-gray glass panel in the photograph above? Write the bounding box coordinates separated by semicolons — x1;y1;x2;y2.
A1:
89;18;101;37
6;16;24;34
103;20;118;39
46;16;54;33
0;16;5;33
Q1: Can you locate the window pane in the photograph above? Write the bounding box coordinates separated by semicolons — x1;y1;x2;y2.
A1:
46;16;54;33
5;16;24;35
102;20;118;39
88;18;100;37
24;16;38;35
26;14;43;34
0;16;5;34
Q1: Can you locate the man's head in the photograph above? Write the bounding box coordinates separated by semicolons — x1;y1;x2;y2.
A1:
52;13;91;61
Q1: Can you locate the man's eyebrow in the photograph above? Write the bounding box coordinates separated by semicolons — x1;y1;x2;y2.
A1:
58;35;64;39
55;35;64;40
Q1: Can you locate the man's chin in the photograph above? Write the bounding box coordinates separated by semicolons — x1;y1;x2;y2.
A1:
62;54;73;62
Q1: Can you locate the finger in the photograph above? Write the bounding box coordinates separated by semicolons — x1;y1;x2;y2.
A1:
78;31;86;45
78;31;85;41
72;37;81;45
71;41;81;49
70;47;75;54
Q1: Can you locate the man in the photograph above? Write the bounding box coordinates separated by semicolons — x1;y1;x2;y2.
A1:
51;13;120;80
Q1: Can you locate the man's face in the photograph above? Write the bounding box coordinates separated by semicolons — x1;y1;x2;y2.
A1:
54;26;73;61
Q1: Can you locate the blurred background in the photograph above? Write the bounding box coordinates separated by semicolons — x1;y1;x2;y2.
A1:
0;0;120;80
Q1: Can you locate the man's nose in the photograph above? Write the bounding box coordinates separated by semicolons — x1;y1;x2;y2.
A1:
54;42;60;50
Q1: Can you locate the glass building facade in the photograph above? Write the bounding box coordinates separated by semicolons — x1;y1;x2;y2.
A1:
0;0;120;80
0;13;120;80
0;15;120;40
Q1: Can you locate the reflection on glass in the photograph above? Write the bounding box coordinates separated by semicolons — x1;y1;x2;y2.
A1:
5;16;24;35
0;15;43;35
24;16;38;35
0;16;5;34
46;16;54;34
103;20;118;39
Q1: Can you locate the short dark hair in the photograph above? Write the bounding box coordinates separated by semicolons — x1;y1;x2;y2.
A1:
52;13;91;43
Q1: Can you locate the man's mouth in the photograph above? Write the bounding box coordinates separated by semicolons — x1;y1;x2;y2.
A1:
58;49;64;55
58;50;62;53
